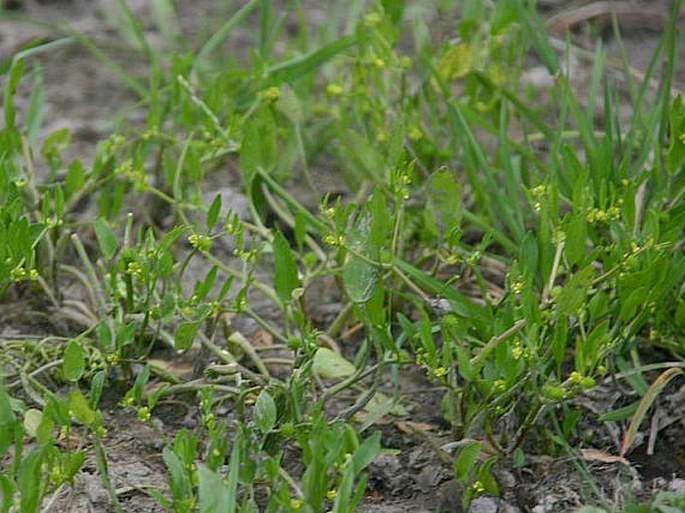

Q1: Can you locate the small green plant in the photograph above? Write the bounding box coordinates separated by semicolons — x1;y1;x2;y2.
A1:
1;0;684;511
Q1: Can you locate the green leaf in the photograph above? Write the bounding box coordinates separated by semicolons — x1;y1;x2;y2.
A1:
17;444;46;513
477;466;500;495
97;320;114;352
273;231;300;304
368;189;390;248
159;225;189;251
277;87;303;125
24;67;43;146
268;35;354;84
175;321;200;351
198;465;233;513
23;409;43;439
598;401;639;422
0;386;15;456
313;347;355;379
352;431;381;473
94;218;118;260
69;389;95;426
0;474;15;513
4;58;25;130
557;267;593;316
239;119;262;195
163;447;192;502
90;370;106;409
41;127;71;165
619;286;648;322
382;0;404;25
359;393;407;431
63;339;85;382
437;43;472;81
206;193;222;232
195;0;260;64
518;232;539;277
65;160;86;200
667;96;685;173
564;214;587;266
62;450;86;482
254;390;277;434
512;0;559;74
454;441;481;482
427;167;461;236
343;224;379;304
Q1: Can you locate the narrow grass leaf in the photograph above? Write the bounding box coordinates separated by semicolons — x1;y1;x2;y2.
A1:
620;367;684;456
206;194;222;232
24;67;43;146
4;58;24;130
512;0;559;74
196;0;261;65
393;258;489;324
598;401;639;423
64;26;146;97
268;35;355;84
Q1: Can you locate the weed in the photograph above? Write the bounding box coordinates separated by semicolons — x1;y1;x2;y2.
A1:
1;0;684;511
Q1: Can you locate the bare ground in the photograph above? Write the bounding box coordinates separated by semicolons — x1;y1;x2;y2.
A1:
1;1;685;512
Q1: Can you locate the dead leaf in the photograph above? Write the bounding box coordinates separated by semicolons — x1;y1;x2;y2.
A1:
251;329;273;347
580;448;629;466
395;421;438;434
148;358;194;381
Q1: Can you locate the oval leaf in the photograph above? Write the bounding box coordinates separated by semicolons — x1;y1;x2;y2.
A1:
313;347;355;379
273;231;300;304
254;390;277;434
175;321;201;351
63;339;85;382
94;219;118;260
454;440;481;482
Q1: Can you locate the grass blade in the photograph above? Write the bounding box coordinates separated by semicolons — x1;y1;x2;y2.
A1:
620;367;684;456
195;0;261;65
267;35;355;84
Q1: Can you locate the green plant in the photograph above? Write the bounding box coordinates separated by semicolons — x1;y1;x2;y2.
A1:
1;0;684;511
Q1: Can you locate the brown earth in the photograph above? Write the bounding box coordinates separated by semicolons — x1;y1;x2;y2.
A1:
1;1;685;512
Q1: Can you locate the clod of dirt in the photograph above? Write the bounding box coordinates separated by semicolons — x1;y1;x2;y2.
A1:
470;496;521;513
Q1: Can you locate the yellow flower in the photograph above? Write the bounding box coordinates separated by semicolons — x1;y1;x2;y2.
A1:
258;86;281;102
364;12;382;26
433;367;448;378
408;125;422;141
326;84;344;96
